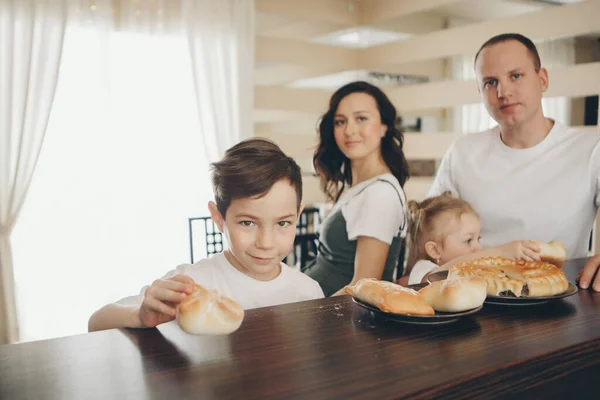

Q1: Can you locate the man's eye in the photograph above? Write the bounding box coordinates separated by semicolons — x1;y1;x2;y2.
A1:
278;221;292;227
512;73;521;79
484;79;497;88
240;221;254;227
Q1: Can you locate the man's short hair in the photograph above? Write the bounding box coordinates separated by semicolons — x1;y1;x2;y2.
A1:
211;137;303;217
474;33;541;72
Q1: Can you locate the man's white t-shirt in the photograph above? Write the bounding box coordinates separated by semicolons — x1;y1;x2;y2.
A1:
429;121;600;259
117;253;324;310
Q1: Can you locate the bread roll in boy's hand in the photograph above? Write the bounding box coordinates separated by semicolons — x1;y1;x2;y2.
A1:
176;284;244;335
530;240;566;267
418;277;487;312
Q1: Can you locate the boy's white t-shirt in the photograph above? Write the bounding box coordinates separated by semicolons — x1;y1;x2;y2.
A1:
408;260;438;285
428;121;600;259
117;253;324;310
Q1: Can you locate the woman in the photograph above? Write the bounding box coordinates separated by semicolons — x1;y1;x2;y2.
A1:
304;81;409;296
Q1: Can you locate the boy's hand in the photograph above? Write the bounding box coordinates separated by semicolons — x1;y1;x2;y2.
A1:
499;240;541;262
138;274;195;328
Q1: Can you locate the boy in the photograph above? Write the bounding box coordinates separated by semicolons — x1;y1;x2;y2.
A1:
88;138;324;332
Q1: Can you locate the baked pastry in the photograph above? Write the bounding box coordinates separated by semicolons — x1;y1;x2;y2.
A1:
501;260;569;297
449;257;569;297
345;278;435;315
418;277;487;312
176;284;244;335
531;240;566;268
448;258;524;297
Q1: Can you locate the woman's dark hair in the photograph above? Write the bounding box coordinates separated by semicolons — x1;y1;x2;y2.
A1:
313;81;410;202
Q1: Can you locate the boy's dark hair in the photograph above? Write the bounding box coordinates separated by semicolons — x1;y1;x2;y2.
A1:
474;33;541;72
211;137;303;217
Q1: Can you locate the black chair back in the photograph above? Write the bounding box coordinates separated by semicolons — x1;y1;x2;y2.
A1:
188;216;223;263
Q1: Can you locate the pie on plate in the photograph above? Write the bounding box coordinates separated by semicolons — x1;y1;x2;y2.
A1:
448;257;569;298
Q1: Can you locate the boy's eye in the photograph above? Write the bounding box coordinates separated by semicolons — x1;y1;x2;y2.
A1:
240;221;255;227
512;73;521;79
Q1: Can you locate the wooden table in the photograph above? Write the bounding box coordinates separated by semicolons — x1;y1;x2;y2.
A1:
2;258;600;399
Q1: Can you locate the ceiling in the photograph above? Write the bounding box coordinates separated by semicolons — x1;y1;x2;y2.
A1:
253;0;595;122
253;0;586;89
256;0;559;46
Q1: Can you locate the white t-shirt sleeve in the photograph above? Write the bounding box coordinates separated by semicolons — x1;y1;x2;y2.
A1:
312;282;325;299
596;176;600;208
408;260;438;285
115;264;188;307
428;144;459;198
343;181;405;244
282;267;325;302
592;140;600;208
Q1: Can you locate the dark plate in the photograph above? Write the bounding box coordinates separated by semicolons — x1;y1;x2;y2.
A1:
427;271;579;306
427;271;451;284
351;284;483;325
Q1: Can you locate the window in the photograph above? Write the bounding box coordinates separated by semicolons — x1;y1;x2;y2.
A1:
12;27;212;341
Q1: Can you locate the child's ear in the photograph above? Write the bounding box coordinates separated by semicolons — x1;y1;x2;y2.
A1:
424;241;442;263
208;201;225;233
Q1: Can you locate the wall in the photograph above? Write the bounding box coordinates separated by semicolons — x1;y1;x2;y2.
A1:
254;0;600;208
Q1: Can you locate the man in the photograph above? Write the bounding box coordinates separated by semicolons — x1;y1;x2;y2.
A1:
428;33;600;291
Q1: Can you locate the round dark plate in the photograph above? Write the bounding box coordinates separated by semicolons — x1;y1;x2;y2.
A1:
427;270;579;306
350;284;483;325
427;270;451;284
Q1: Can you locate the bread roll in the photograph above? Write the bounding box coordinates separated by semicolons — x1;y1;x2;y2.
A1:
531;240;566;268
345;278;434;316
418;277;487;312
176;284;244;335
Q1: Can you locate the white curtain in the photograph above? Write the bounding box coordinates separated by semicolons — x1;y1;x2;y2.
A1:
453;37;576;134
183;0;255;161
0;0;67;345
10;0;255;342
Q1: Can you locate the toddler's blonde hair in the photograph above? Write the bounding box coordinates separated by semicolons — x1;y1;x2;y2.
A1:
405;192;479;275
